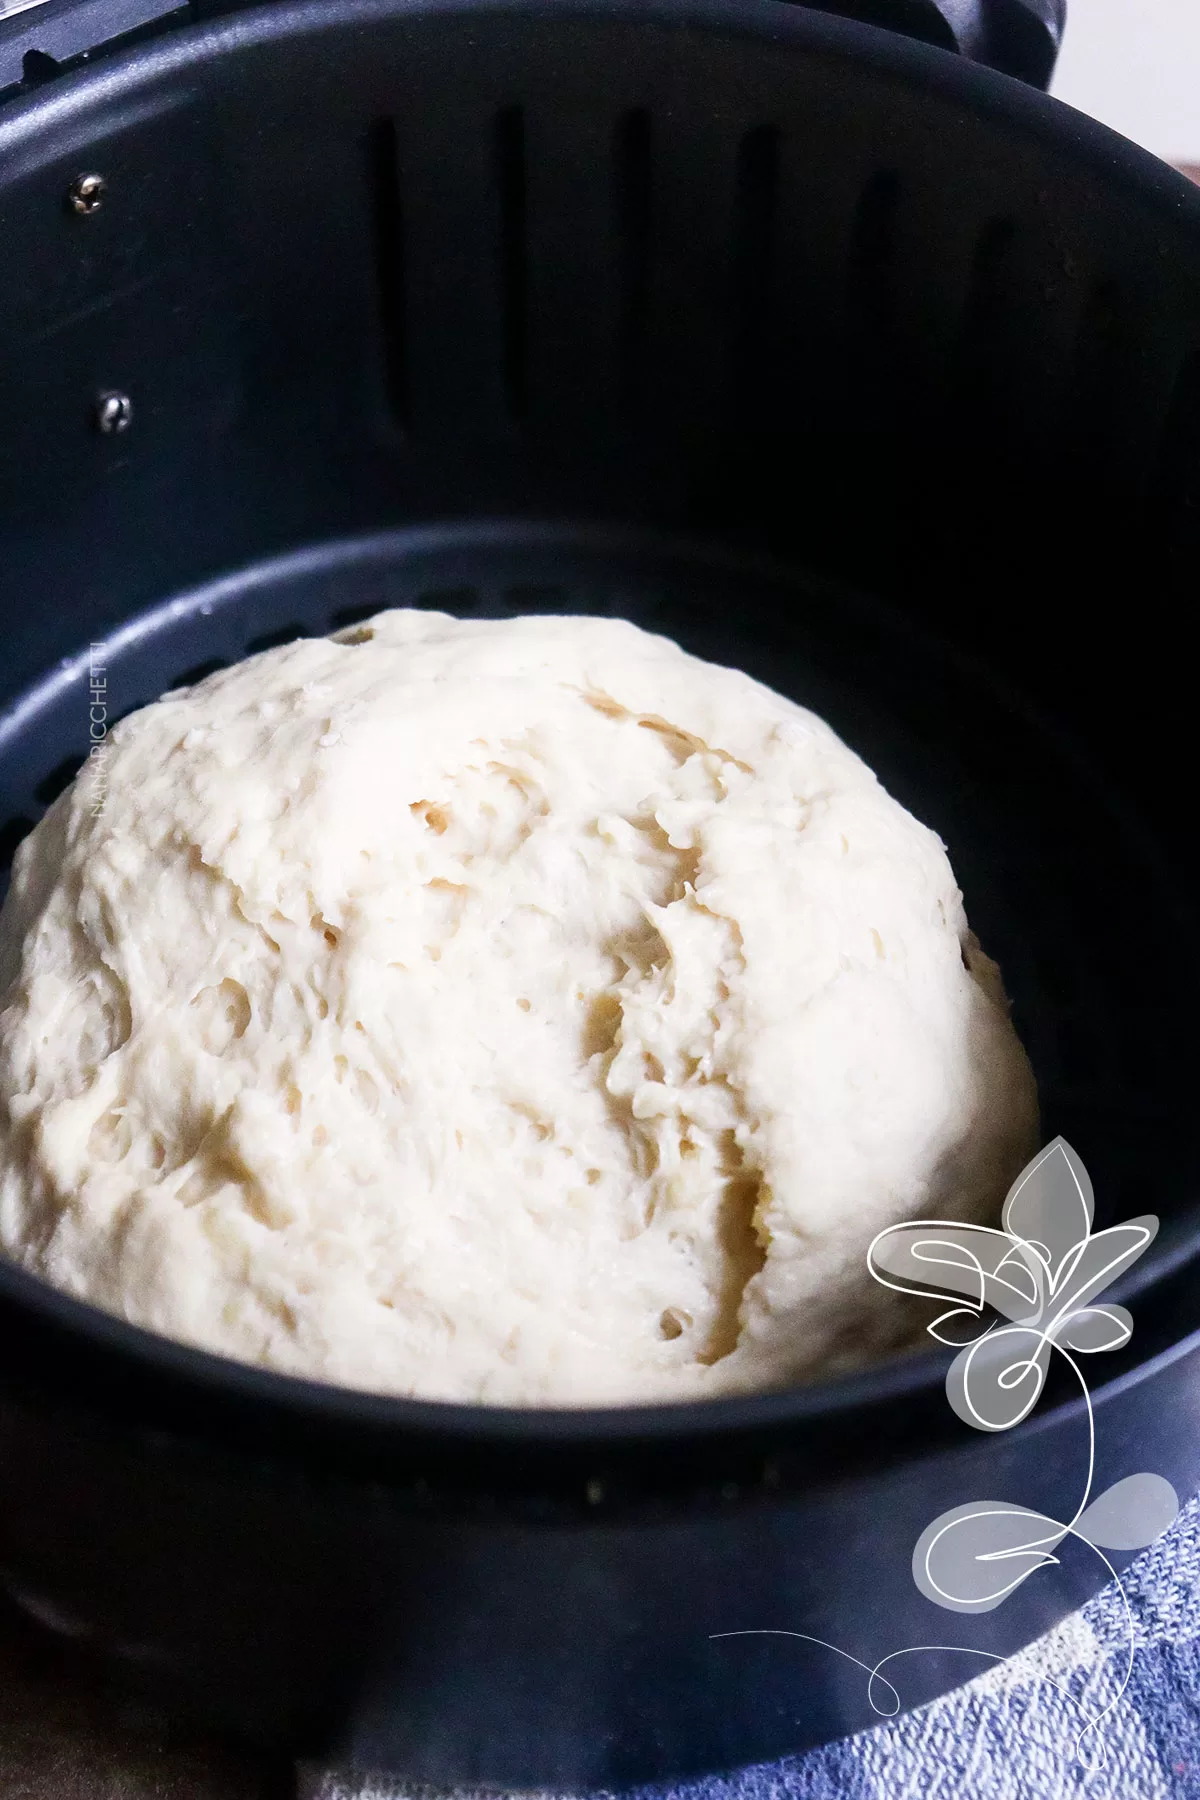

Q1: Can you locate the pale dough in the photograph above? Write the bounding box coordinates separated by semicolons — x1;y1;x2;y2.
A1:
0;611;1038;1404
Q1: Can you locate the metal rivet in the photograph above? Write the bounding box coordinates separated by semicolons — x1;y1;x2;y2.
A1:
94;391;133;435
67;173;106;216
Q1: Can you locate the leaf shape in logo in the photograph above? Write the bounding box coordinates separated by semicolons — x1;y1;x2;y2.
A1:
1001;1138;1094;1276
1047;1219;1158;1316
988;1244;1043;1316
927;1306;996;1348
1056;1304;1133;1355
946;1323;1051;1433
868;1221;1042;1322
1075;1474;1180;1552
912;1501;1066;1613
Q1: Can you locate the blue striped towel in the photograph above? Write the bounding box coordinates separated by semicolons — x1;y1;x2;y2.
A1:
304;1491;1200;1800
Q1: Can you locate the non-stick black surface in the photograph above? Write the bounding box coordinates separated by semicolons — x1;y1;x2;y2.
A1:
2;0;1200;1784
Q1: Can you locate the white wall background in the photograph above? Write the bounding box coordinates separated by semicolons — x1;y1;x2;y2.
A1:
1052;0;1200;165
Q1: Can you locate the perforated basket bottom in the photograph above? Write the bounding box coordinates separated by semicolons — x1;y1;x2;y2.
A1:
0;519;1192;1246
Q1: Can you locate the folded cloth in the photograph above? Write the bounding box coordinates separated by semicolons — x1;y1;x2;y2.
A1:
300;1494;1200;1800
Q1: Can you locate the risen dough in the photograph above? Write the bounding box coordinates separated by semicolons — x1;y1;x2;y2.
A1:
0;611;1037;1404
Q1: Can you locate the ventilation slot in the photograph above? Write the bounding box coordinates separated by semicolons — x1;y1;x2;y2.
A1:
1059;277;1139;541
728;125;779;421
842;169;902;460
21;50;60;87
1064;280;1127;466
366;118;408;429
1149;343;1200;580
614;108;653;414
845;169;900;349
494;106;528;422
954;216;1019;423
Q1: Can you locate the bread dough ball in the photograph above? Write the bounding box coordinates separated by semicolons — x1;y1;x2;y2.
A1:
0;611;1037;1404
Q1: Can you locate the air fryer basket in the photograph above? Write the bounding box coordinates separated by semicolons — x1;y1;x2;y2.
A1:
2;0;1200;1786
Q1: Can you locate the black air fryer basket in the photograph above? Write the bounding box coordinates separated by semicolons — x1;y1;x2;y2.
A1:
3;0;1200;1787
